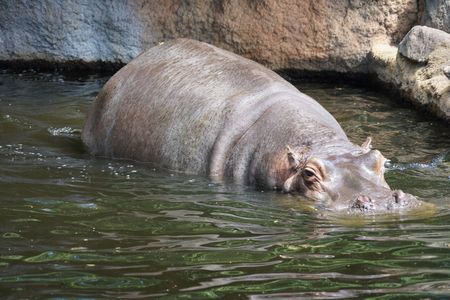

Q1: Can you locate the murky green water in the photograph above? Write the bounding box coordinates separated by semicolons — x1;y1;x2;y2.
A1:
0;70;449;299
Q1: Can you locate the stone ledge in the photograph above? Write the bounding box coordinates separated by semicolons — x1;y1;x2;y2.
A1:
369;41;450;122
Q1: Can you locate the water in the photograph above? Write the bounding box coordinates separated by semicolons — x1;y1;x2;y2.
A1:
0;70;449;299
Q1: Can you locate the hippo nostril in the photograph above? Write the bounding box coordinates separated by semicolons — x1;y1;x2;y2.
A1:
393;190;405;204
357;195;372;203
393;193;399;204
352;195;373;210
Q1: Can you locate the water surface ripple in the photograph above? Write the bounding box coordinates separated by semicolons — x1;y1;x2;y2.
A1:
0;71;449;299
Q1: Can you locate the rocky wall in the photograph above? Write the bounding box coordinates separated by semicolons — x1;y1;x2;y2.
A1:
0;0;418;73
421;0;450;33
2;0;449;121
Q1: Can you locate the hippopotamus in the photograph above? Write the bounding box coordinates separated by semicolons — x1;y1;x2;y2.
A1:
82;38;425;212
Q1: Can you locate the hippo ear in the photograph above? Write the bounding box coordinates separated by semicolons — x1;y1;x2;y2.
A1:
286;145;302;170
361;137;372;153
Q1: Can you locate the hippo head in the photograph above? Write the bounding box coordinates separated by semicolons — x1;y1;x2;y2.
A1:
282;137;424;213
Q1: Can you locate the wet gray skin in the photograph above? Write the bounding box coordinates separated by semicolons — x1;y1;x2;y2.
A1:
283;138;423;213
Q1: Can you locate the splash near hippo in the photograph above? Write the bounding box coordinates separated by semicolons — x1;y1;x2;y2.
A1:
82;38;425;212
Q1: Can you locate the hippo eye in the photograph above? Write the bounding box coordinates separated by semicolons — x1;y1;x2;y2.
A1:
303;168;316;178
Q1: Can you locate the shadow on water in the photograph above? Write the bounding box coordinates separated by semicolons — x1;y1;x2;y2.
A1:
0;71;450;299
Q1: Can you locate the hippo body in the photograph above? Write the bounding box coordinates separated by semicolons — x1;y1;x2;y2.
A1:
82;39;422;212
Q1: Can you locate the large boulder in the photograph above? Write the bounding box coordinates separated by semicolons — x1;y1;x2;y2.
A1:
0;0;418;73
421;0;450;33
399;25;450;62
370;40;450;122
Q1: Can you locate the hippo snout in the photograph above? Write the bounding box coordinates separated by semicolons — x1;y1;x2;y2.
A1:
351;189;421;212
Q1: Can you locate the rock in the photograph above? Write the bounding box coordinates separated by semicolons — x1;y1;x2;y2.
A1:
370;42;450;122
399;26;450;63
0;1;143;64
0;0;418;73
444;65;450;79
421;0;450;33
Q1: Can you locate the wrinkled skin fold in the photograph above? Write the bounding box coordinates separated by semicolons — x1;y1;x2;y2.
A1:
82;38;426;213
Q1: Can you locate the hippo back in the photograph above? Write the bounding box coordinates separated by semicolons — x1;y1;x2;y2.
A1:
82;39;346;176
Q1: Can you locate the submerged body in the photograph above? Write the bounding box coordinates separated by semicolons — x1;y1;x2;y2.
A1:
82;39;423;212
